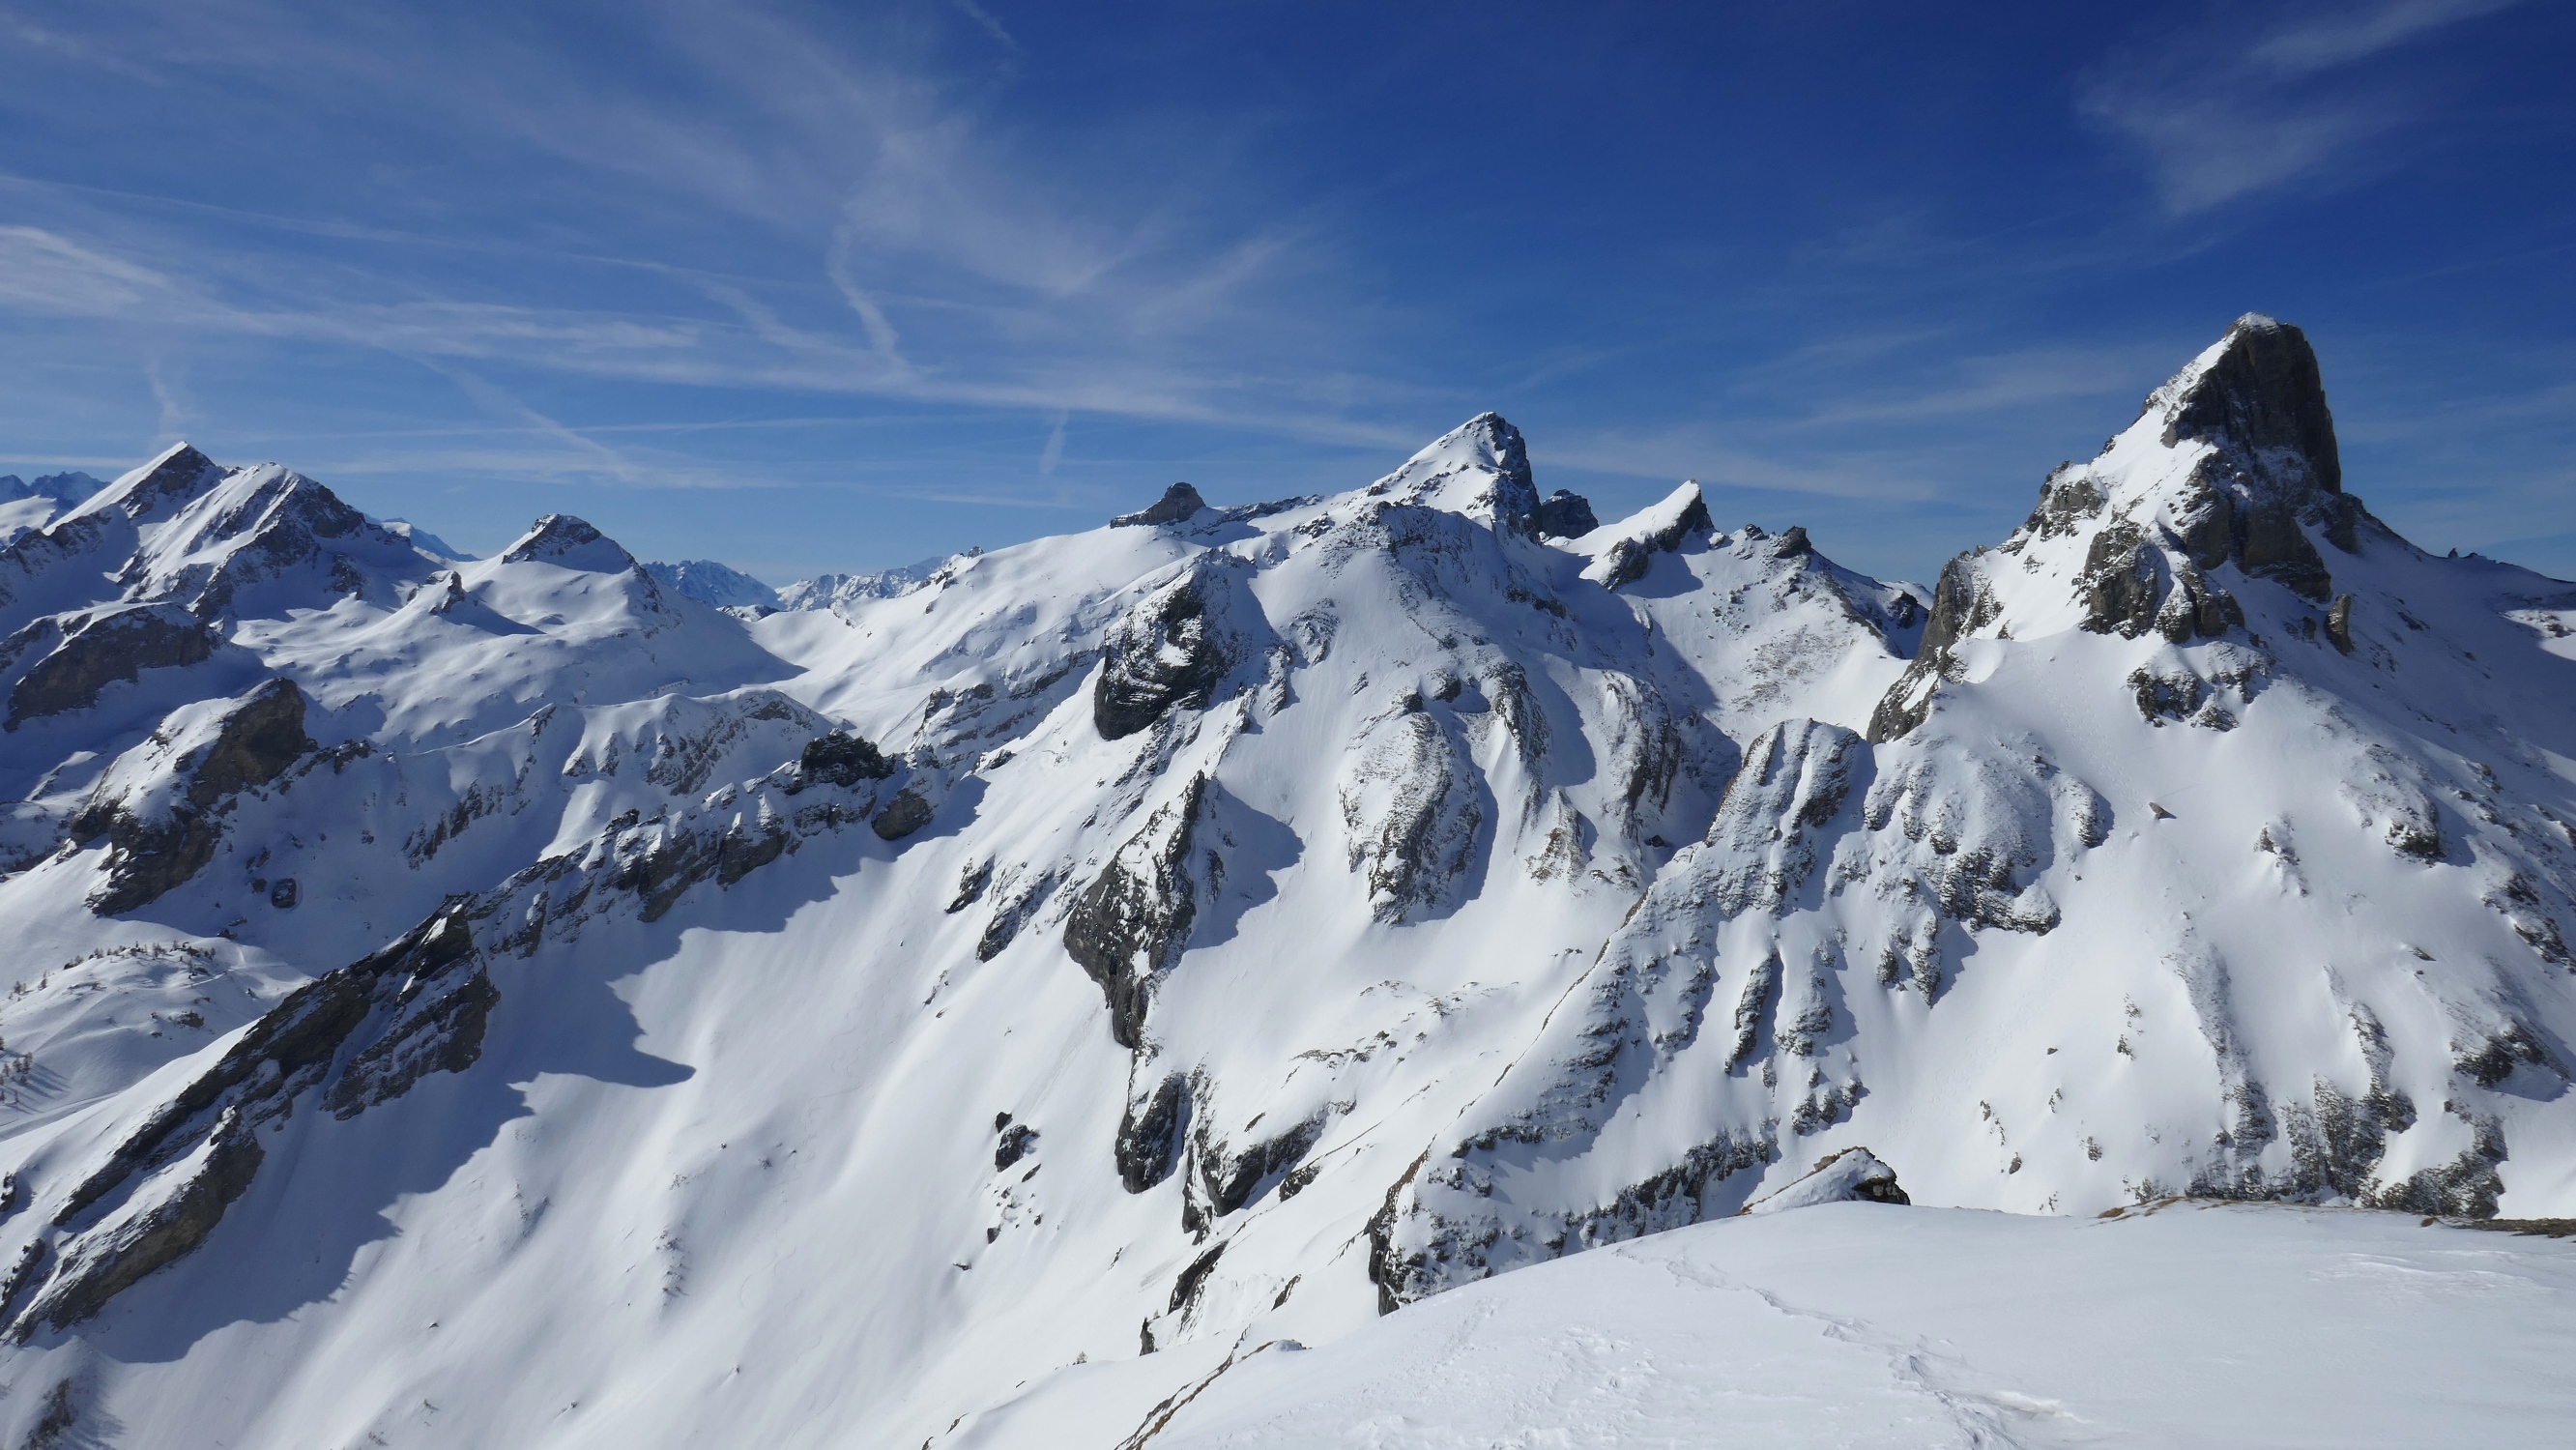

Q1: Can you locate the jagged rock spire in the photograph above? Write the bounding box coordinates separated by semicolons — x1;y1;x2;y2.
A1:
2156;313;2341;494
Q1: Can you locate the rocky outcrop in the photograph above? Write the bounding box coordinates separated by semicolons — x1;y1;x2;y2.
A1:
1116;1072;1191;1192
1093;564;1240;741
72;679;315;914
5;605;216;728
1185;1110;1328;1232
2160;313;2340;492
790;730;894;790
870;788;935;841
2327;594;2356;653
1700;720;1865;916
1533;490;1597;538
1339;704;1483;924
500;513;635;572
995;1120;1039;1172
1736;1146;1908;1214
1064;776;1208;1048
1111;483;1207;529
13;907;489;1338
1867;554;1994;742
1587;481;1714;589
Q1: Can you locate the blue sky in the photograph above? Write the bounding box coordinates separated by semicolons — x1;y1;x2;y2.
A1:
1;0;2569;585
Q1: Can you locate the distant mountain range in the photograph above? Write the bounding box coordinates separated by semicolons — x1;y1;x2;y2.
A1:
0;316;2569;1446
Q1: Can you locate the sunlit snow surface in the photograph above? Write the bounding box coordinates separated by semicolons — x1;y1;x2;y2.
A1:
968;1204;2576;1450
0;319;2571;1445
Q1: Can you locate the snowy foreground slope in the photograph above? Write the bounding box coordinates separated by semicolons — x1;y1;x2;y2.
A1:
0;315;2568;1444
961;1202;2576;1450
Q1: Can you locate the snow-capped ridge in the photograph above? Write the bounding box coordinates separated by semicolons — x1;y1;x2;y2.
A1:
1738;1146;1910;1215
384;519;471;562
645;559;778;610
0;472;104;508
1366;412;1541;535
0;322;2573;1447
1576;478;1714;588
500;513;637;573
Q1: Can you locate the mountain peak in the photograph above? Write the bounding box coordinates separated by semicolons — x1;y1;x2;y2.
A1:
500;513;636;572
1111;481;1207;528
2151;312;2341;494
72;441;224;525
1368;412;1540;533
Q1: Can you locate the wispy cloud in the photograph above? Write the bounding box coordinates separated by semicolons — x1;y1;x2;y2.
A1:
2079;0;2526;213
0;0;1422;456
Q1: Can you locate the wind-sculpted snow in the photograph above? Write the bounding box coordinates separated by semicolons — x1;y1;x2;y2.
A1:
0;323;2573;1446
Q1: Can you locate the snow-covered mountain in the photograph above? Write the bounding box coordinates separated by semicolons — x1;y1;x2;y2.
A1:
643;558;780;611
0;471;106;548
0;315;2569;1445
771;552;967;616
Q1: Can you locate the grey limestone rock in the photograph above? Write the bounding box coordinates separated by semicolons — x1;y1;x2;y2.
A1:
1116;1072;1190;1193
870;788;935;841
1063;775;1207;1048
2326;594;2356;653
14;906;490;1338
1532;489;1597;538
1093;564;1237;741
2161;313;2341;493
1111;482;1207;529
74;678;316;914
995;1122;1039;1172
794;730;895;790
6;604;217;729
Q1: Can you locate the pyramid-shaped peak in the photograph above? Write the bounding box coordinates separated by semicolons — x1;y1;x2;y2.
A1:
64;442;227;526
1370;412;1540;533
2153;313;2340;493
1438;412;1532;484
501;512;636;572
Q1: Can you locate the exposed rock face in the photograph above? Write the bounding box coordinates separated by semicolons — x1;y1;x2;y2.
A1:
793;730;896;790
5;605;216;728
1532;490;1598;538
72;679;316;914
2161;313;2341;493
1063;775;1207;1048
1093;563;1240;740
1187;1108;1330;1230
13;907;488;1338
1588;481;1715;589
870;787;935;841
501;513;635;572
995;1122;1039;1172
1116;1072;1191;1192
1339;704;1483;924
1700;720;1865;915
2327;594;2356;653
1867;555;1993;742
1737;1146;1908;1215
1111;483;1208;529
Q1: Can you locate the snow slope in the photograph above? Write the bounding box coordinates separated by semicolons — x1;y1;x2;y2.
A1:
965;1201;2576;1450
0;472;104;548
644;558;779;611
0;317;2566;1445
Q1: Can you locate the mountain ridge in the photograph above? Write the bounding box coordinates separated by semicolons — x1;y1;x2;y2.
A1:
0;317;2567;1446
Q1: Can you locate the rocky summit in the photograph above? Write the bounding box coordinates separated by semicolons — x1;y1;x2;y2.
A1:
0;317;2570;1446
